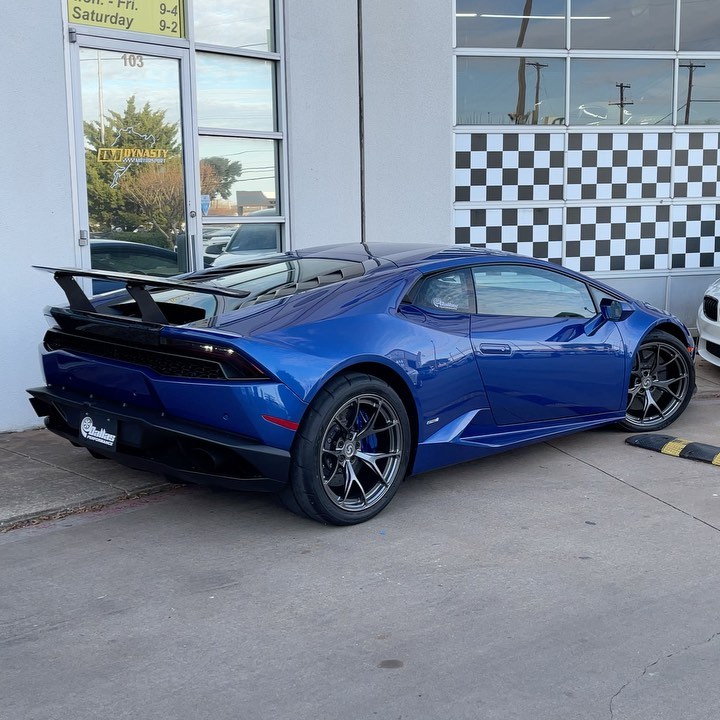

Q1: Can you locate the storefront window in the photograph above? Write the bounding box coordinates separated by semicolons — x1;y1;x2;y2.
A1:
79;48;185;271
456;0;566;49
193;0;274;51
570;0;675;51
199;137;278;216
196;53;276;131
569;59;673;125
457;56;565;125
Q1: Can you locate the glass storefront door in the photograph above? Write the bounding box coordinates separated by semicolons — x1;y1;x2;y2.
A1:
75;42;196;278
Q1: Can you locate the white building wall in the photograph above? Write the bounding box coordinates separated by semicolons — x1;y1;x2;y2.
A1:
362;0;454;244
282;0;362;248
2;1;77;431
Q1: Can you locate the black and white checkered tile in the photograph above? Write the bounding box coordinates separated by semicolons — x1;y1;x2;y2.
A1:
564;206;670;272
454;131;720;274
566;133;672;201
454;207;564;264
673;132;720;198
455;133;564;203
671;204;720;268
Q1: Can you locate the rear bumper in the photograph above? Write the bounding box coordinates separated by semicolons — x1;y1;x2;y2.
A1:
28;386;291;492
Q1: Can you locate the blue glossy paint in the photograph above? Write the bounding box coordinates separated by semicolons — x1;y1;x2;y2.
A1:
33;242;695;487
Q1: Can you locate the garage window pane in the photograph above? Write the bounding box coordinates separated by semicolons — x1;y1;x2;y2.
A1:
571;0;675;51
457;56;565;125
456;0;566;49
680;0;720;51
677;60;720;124
569;59;673;126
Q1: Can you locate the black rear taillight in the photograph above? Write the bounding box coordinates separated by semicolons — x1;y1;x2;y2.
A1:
161;338;269;380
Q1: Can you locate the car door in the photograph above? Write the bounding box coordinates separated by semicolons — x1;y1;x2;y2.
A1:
469;263;627;426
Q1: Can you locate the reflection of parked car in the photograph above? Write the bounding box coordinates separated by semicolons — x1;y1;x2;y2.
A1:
202;226;234;262
91;240;179;293
697;278;720;367
211;209;280;267
30;243;695;526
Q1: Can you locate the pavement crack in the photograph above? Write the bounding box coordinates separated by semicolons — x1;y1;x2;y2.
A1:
545;441;720;534
608;630;720;719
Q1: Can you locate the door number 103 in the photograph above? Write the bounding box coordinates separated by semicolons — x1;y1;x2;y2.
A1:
121;54;144;68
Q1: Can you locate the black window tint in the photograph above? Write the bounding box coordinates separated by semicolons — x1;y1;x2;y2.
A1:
473;265;596;318
154;258;366;313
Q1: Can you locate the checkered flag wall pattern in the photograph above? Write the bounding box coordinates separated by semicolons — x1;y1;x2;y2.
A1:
564;205;670;272
674;132;720;198
455;133;565;203
566;132;672;201
454;207;563;264
671;204;720;268
454;131;720;273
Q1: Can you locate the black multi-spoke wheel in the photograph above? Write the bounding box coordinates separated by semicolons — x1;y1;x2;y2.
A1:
618;330;694;432
282;373;411;525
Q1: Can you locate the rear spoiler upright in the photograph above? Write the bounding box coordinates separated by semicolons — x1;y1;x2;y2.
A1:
34;266;250;324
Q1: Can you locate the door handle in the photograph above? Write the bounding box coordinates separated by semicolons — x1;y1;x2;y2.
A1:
479;343;512;355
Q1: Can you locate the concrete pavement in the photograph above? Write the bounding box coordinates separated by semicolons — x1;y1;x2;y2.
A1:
2;358;720;531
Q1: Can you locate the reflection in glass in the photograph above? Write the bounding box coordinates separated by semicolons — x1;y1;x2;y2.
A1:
196;53;275;131
680;0;720;50
221;221;281;256
194;0;273;51
199;137;278;216
456;0;566;48
79;48;188;270
201;223;240;259
569;59;673;125
457;56;565;125
677;60;720;124
571;0;674;51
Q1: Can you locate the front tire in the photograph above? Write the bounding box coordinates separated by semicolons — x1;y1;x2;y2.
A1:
282;373;412;525
618;330;694;432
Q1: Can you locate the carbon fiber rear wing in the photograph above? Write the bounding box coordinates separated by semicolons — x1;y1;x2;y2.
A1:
34;266;249;324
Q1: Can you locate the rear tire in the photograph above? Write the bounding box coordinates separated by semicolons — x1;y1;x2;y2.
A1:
281;373;411;525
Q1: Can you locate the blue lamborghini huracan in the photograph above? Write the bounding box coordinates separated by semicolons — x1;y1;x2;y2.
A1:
29;243;695;525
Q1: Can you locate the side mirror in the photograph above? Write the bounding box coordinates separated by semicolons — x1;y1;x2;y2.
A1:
600;298;623;321
585;298;631;336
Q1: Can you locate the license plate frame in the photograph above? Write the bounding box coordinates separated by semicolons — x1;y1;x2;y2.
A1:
79;412;118;452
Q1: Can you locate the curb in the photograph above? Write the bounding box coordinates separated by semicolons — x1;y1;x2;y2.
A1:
0;482;176;532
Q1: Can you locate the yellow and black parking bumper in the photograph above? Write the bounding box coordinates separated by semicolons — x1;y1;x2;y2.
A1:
626;434;720;466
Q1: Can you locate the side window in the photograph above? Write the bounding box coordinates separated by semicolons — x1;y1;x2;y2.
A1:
472;265;597;318
413;270;472;313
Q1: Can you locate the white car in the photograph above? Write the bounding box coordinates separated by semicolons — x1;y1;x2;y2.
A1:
697;278;720;366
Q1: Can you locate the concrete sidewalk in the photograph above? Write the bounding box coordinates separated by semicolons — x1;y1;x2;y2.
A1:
3;358;720;531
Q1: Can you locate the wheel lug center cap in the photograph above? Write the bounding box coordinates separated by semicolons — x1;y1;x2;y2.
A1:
342;441;356;458
642;378;653;388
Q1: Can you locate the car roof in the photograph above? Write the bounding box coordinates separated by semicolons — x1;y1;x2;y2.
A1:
277;242;508;267
90;239;176;255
